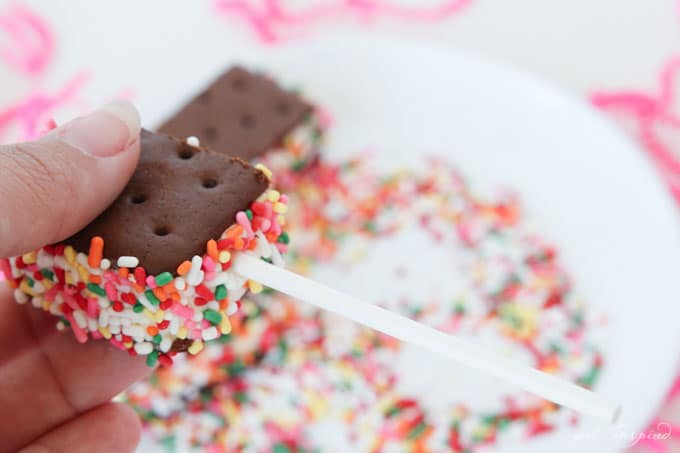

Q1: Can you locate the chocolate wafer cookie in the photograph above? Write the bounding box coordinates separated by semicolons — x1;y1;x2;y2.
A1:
159;66;324;183
2;129;290;365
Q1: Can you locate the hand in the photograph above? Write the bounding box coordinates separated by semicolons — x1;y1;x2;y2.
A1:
0;102;150;453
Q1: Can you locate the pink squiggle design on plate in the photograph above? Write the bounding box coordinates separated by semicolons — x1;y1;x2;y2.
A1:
591;56;680;203
214;0;471;44
0;4;54;76
0;72;89;142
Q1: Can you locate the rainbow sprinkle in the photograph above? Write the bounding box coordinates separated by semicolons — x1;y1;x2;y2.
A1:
1;186;289;366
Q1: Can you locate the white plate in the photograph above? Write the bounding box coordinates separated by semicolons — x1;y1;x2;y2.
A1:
139;38;680;452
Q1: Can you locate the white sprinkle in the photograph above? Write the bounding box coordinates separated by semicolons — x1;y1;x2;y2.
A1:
100;258;111;270
206;301;219;310
226;300;238;316
87;318;98;332
169;318;180;335
13;289;28;304
122;324;145;338
73;310;87;329
110;324;121;335
174;277;186;291
117;256;139;268
56;321;66;331
202;326;219;341
160;337;172;353
187;256;203;286
186;136;200;147
134;342;153;355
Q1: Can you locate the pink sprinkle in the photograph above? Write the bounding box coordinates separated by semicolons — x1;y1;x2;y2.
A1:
109;338;126;350
91;330;103;340
236;211;255;238
170;304;193;319
145;275;157;289
104;282;117;301
87;297;98;319
203;256;216;272
279;194;289;203
65;313;88;343
63;293;79;311
44;285;59;302
260;218;272;232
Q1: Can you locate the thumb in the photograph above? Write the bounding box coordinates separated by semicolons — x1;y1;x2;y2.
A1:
0;101;141;259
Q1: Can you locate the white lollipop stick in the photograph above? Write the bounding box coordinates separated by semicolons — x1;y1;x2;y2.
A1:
234;254;621;424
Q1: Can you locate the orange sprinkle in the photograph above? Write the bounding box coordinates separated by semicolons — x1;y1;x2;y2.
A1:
88;236;104;268
247;239;258;250
170;292;180;302
153;286;166;301
265;231;278;242
219;298;229;310
233;237;244;250
206;239;218;260
132;283;144;294
147;326;159;336
88;274;102;284
225;224;244;239
176;260;191;276
118;267;129;279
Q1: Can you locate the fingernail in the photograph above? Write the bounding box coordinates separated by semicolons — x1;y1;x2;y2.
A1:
58;100;141;157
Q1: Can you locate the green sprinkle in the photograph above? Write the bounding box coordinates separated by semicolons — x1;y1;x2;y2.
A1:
153;334;162;344
273;444;291;453
292;160;307;172
133;303;144;313
406;422;428;440
145;289;160;305
214;284;227;301
497;417;511;431
277;231;290;244
87;283;106;297
203;309;222;325
27;278;34;287
246;209;253;220
234;391;248;404
155;272;173;286
146;350;159;367
385;406;401;417
225;359;246;376
41;269;54;281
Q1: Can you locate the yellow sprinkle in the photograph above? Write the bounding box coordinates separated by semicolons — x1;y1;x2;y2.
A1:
188;340;204;355
22;252;37;265
99;326;112;339
273;202;287;214
65;273;74;285
77;265;89;283
142;309;155;322
153;310;165;323
255;163;272;179
177;326;188;339
277;215;286;226
218;251;231;264
41;299;50;311
248;280;263;294
219;316;232;335
42;279;54;290
123;341;133;349
64;246;76;264
19;280;36;297
267;190;280;202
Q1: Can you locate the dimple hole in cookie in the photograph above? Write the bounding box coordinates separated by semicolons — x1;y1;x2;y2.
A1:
202;178;218;189
240;114;255;129
178;147;195;160
154;226;170;237
130;194;147;204
204;127;217;141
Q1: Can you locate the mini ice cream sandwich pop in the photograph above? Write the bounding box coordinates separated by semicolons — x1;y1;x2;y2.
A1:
2;129;620;424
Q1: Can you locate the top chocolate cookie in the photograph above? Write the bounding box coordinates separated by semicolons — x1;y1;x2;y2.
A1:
64;129;269;275
158;66;313;161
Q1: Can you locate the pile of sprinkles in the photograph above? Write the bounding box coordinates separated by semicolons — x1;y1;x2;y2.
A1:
130;153;607;452
0;184;290;366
